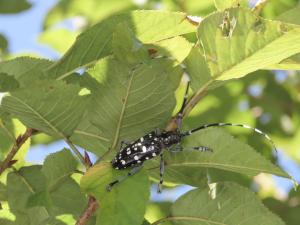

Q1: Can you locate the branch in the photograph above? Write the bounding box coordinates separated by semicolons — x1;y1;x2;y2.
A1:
0;128;37;176
76;196;98;225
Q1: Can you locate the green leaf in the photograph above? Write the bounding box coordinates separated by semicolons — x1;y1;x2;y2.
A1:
112;23;150;65
50;177;87;216
42;149;78;188
147;156;208;187
81;163;150;225
1;80;89;137
261;0;299;19
184;46;213;91
264;7;300;70
198;8;300;80
0;218;14;225
6;166;47;211
39;28;78;54
0;57;52;86
0;110;15;160
45;10;196;80
0;33;8;54
148;128;290;187
148;36;193;65
0;114;30;169
169;182;285;225
43;0;135;29
264;53;300;70
276;7;300;25
145;202;172;225
81;57;181;156
0;182;7;201
70;116;110;155
0;72;19;92
214;0;248;11
0;0;31;14
27;190;52;208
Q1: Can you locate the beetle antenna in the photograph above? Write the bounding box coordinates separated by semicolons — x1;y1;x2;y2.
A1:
181;123;277;153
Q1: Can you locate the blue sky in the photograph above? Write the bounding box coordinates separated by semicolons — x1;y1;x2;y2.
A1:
0;0;59;59
1;0;299;200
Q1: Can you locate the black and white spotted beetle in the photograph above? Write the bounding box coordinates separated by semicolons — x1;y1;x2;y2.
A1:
107;82;277;192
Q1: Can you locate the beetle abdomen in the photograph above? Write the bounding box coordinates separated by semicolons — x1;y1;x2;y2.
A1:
112;132;162;169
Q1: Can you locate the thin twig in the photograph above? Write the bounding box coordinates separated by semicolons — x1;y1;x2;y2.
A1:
76;196;98;225
64;138;90;168
0;128;36;176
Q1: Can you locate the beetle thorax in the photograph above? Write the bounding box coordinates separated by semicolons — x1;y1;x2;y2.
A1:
160;131;181;147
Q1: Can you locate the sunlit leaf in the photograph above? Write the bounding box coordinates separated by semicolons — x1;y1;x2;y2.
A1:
198;8;300;80
0;72;19;92
148;36;193;65
0;0;31;14
74;57;181;156
45;10;196;80
147;128;290;187
42;149;78;188
81;163;150;225
43;0;134;29
1;80;89;137
39;28;78;54
169;182;285;225
0;57;52;86
214;0;248;11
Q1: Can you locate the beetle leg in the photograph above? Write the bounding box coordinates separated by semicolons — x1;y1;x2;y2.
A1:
157;154;165;193
155;128;161;136
169;144;183;152
106;165;143;192
120;140;131;149
185;146;213;152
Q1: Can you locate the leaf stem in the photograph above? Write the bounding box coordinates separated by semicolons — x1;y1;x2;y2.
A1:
151;216;226;225
76;196;98;225
183;80;212;117
64;138;90;168
0;128;36;176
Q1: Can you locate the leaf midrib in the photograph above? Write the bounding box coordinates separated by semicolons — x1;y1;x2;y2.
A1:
166;162;288;177
111;70;135;149
207;24;300;80
152;216;227;225
9;95;65;138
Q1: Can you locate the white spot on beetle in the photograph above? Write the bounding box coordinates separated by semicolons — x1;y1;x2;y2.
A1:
127;150;131;155
121;160;126;165
152;153;156;157
140;137;144;142
134;155;139;160
145;157;149;160
142;146;147;152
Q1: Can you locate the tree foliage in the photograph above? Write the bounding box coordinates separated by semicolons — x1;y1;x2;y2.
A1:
0;0;300;225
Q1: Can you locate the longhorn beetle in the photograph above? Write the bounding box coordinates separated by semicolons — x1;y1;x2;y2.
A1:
107;81;277;192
